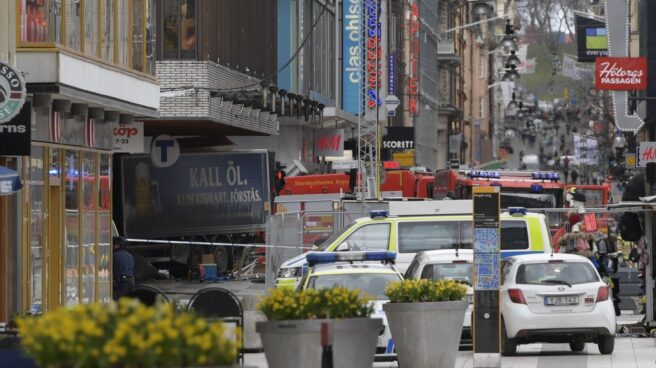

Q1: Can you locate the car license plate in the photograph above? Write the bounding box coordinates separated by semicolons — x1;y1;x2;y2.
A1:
544;296;579;306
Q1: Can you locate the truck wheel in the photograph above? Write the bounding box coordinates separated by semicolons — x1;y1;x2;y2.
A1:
214;246;231;273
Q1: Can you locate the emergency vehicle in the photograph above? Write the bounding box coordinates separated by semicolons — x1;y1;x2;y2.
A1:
299;251;401;361
433;169;565;209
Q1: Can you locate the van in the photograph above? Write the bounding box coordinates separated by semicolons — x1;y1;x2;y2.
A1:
275;207;553;287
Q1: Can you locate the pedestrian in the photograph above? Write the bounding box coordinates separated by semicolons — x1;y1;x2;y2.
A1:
570;169;578;184
113;236;135;300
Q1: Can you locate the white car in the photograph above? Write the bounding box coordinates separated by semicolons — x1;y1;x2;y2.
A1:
404;249;473;344
500;253;617;356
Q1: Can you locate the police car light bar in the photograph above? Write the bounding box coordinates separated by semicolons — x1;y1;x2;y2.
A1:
508;207;527;216
370;210;389;219
305;251;397;265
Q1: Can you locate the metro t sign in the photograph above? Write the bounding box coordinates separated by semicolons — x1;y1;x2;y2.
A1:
595;57;647;90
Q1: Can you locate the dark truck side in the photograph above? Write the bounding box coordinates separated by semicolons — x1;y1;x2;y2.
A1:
114;150;274;277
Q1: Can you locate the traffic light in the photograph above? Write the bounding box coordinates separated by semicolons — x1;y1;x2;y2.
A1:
274;169;286;195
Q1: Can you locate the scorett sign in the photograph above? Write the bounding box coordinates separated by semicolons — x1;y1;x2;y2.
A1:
595;57;647;90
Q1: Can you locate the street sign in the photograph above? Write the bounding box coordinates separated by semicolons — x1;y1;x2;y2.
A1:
384;95;400;117
331;160;359;170
637;142;656;167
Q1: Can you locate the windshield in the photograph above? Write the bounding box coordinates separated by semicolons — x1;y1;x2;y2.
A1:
314;222;354;251
307;273;401;299
501;193;555;209
420;263;473;286
515;262;599;285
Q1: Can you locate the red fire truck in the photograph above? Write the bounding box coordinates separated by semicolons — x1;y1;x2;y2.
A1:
433;169;566;208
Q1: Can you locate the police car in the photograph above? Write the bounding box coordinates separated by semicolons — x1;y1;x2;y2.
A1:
298;251;402;361
404;249;474;346
276;205;551;288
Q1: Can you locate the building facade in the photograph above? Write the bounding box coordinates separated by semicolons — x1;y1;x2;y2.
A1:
0;0;159;321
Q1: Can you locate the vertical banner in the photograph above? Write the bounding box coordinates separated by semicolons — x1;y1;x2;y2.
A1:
473;186;501;367
342;0;361;115
408;0;420;117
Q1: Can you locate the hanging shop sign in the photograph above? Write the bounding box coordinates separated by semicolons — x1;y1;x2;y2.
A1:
595;57;647;90
0;101;31;156
408;1;420;116
575;15;608;63
365;0;382;110
342;0;361;115
315;128;344;157
382;127;414;162
388;53;396;96
0;62;26;124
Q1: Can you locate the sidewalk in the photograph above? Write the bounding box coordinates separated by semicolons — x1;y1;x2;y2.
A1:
244;336;656;368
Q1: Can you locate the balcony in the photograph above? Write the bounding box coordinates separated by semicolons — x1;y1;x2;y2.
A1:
437;39;459;64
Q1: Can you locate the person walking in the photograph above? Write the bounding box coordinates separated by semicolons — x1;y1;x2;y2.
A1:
113;236;135;300
570;169;579;185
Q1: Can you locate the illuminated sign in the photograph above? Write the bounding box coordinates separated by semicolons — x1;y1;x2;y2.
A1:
388;53;396;95
365;0;382;109
408;1;420;116
575;15;608;63
342;0;360;115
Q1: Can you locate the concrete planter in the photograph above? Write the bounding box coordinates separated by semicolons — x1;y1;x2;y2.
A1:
383;300;467;368
256;318;382;368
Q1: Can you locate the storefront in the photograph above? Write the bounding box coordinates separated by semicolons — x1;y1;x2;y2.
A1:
0;0;159;322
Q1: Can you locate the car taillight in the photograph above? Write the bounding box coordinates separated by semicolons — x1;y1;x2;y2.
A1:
508;288;527;304
596;286;610;302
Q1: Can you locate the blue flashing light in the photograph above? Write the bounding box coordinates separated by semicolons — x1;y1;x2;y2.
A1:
532;172;561;181
468;170;500;179
305;251;397;266
370;210;388;219
508;207;527;216
530;183;544;193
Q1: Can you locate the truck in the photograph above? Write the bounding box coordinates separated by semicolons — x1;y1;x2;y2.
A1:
114;150;274;277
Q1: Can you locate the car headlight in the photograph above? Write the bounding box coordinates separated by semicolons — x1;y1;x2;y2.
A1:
277;267;300;278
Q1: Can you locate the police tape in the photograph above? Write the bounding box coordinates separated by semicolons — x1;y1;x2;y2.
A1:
125;238;313;250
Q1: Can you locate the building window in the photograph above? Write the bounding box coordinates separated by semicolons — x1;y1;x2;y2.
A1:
65;0;81;50
28;146;45;314
101;0;114;62
98;154;112;303
479;96;484;118
19;0;63;43
84;0;99;56
117;0;130;67
478;54;485;79
160;0;196;59
64;150;80;305
80;152;97;304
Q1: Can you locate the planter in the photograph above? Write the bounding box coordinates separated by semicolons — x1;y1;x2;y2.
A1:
256;318;382;368
383;300;467;368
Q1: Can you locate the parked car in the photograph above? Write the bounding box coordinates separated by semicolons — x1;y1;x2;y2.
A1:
404;249;473;346
500;253;617;355
299;251;402;362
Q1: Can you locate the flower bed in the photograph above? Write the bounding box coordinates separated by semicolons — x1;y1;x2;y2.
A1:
17;299;239;368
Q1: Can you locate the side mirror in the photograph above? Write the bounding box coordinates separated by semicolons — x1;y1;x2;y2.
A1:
336;242;349;252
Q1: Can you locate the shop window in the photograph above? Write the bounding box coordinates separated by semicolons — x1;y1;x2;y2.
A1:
60;114;86;146
97;154;112;303
19;0;63;43
80;152;97;303
28;146;45;314
84;0;99;56
145;0;156;74
64;150;80;305
65;0;81;51
160;0;196;59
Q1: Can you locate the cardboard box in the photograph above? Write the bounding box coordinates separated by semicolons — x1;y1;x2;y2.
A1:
201;253;215;264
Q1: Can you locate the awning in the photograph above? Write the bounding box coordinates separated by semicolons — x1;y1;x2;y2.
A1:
0;166;23;195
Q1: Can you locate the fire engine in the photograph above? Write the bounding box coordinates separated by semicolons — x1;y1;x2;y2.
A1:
433;169;566;208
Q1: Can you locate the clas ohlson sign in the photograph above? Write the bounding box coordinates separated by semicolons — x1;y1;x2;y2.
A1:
342;0;360;115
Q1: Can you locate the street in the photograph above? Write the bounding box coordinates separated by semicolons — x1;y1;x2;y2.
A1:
244;337;656;368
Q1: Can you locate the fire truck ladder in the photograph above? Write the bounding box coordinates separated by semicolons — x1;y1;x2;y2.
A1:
357;0;381;199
